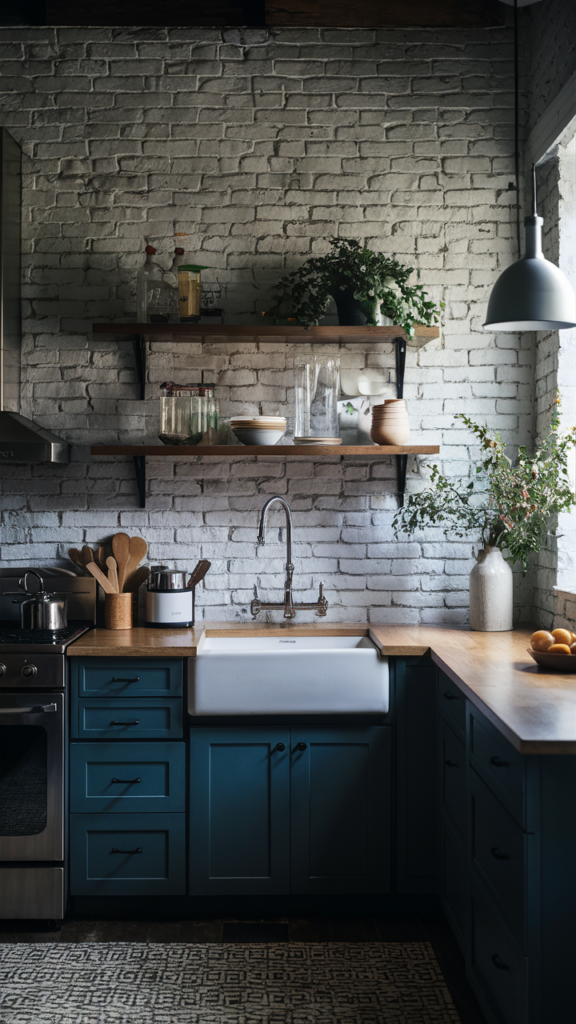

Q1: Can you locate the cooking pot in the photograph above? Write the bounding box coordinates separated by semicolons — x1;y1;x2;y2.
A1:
146;564;194;628
18;570;68;631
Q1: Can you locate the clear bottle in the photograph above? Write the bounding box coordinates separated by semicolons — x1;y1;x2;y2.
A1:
136;245;162;323
160;246;185;323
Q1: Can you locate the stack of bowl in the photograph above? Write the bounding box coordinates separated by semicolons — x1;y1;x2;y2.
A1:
370;399;410;445
230;416;286;446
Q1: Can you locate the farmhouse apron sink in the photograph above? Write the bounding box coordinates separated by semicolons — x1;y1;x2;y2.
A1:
189;634;389;715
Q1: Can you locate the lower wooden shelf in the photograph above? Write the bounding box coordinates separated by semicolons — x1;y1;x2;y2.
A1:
91;444;439;509
91;444;439;457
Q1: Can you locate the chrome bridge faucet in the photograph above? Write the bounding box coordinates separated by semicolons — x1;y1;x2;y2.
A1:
250;495;328;619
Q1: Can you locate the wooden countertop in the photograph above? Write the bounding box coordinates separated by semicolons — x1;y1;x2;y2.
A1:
68;623;576;755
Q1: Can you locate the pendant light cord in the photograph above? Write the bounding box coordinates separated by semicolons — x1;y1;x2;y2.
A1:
514;0;521;256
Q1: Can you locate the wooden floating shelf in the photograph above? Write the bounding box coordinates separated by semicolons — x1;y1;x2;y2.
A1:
92;323;440;342
91;444;440;457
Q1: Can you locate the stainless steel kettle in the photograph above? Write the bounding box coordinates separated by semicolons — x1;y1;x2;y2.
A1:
18;570;68;630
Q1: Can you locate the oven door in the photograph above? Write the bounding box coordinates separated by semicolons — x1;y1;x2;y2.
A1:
0;693;64;861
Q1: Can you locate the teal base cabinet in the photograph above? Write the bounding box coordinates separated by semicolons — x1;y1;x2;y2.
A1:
189;725;391;897
69;658;185;898
395;658;438;894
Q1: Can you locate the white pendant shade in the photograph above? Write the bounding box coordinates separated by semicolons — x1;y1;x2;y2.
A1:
483;215;576;331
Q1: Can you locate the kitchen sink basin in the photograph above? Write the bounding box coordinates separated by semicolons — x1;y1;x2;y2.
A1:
189;634;389;715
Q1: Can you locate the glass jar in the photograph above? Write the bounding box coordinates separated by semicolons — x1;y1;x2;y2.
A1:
178;264;208;322
158;382;219;446
294;355;340;438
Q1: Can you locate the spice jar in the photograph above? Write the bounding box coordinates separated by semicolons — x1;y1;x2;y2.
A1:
178;264;208;322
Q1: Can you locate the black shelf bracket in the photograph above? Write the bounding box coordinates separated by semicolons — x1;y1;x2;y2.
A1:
133;455;146;508
394;336;408;505
132;334;146;400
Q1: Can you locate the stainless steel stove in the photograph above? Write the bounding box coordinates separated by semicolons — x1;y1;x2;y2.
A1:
0;570;96;923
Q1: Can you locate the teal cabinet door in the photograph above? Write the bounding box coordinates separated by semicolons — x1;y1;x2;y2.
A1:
396;658;438;894
189;727;290;895
290;726;391;895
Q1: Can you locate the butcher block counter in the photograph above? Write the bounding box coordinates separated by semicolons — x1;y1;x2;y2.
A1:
68;623;576;754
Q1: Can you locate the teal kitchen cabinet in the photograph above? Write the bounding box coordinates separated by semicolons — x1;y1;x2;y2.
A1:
189;724;391;896
189;727;291;895
395;658;438;894
290;726;391;895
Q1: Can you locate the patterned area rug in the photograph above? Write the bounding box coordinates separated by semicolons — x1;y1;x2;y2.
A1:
0;941;460;1024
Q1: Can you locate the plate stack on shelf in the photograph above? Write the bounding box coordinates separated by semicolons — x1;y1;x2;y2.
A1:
293;437;342;446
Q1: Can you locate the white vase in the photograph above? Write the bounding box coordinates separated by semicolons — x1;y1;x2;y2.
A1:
469;546;513;631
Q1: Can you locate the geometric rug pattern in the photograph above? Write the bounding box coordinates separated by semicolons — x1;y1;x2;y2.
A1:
0;942;460;1023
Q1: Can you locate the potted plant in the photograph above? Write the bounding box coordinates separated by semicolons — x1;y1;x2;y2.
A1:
393;398;576;630
271;239;444;335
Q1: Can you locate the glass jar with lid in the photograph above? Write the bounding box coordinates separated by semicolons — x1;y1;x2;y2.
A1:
158;382;219;446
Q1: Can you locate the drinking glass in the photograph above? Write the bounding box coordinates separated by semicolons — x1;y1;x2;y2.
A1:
294;355;340;438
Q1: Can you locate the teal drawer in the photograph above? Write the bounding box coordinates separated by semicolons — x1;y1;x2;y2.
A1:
470;772;529;952
71;658;182;698
438;672;465;742
70;742;185;813
470;880;528;1024
72;699;183;740
70;812;185;896
440;719;466;841
469;707;527;828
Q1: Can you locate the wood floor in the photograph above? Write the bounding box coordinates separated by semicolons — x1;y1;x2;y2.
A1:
0;914;486;1024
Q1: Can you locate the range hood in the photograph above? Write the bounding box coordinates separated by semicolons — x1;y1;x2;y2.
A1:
0;128;69;463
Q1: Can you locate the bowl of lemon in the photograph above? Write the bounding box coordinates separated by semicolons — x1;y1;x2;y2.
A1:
528;628;576;671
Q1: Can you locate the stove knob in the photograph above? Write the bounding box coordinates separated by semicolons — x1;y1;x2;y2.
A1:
21;664;38;679
0;664;6;677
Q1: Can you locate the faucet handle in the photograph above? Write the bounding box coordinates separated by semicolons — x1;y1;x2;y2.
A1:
317;581;328;617
250;589;262;618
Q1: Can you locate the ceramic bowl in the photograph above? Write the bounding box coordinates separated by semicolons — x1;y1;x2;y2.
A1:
232;426;285;446
527;649;576;672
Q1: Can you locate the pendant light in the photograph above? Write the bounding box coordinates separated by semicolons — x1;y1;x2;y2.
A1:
483;0;576;332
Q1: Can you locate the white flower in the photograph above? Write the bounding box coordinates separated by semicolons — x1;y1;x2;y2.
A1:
360;265;366;272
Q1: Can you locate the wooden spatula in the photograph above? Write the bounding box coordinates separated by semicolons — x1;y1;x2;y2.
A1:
124;566;149;592
85;560;116;595
81;545;95;568
106;556;119;594
188;560;211;589
68;548;86;573
112;533;130;593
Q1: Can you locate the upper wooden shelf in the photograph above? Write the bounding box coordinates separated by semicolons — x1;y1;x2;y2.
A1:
92;444;439;456
92;323;440;342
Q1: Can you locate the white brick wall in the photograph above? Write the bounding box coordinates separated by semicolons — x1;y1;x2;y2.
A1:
0;24;538;623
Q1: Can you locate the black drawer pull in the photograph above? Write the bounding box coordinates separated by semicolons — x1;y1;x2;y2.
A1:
111;677;140;683
491;954;509;971
491;846;509;860
111;777;141;785
111;847;142;855
110;720;140;726
444;759;459;768
295;742;307;752
274;743;286;752
443;691;458;701
490;756;509;768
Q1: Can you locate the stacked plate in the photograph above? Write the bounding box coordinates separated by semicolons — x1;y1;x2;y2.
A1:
231;416;286;446
294;437;342;446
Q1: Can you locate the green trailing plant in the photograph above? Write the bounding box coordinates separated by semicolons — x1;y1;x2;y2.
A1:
393;397;576;571
270;238;444;334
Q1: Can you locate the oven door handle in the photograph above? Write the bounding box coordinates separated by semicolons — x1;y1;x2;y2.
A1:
0;703;58;715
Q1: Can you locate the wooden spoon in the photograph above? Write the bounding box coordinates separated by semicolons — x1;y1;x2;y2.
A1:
106;556;119;594
125;536;148;588
85;560;116;595
97;546;108;571
112;533;130;593
81;545;95;567
68;548;86;573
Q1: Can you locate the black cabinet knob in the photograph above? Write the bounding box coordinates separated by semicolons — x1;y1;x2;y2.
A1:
444;760;459;768
490;756;509;768
491;847;509;861
296;742;307;752
0;664;6;677
443;691;458;701
491;954;509;971
274;743;285;753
